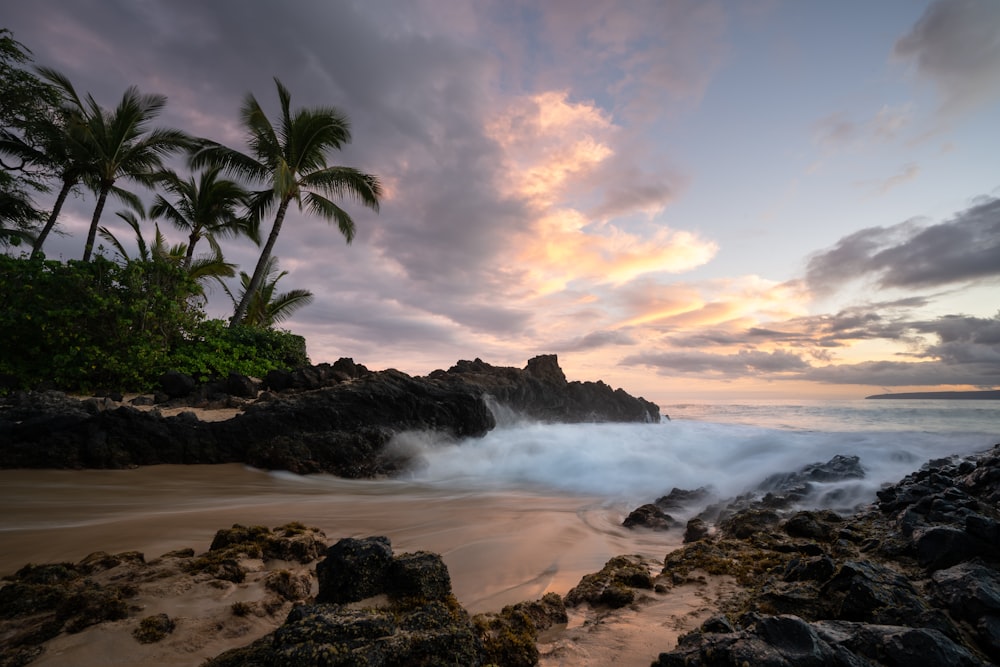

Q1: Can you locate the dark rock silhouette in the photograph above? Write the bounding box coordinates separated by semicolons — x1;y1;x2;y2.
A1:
0;355;661;476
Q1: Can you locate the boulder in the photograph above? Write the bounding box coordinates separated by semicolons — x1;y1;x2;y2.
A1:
623;503;677;530
158;371;196;399
316;536;394;604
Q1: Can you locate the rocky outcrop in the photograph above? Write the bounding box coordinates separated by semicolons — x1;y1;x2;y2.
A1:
433;355;660;423
650;444;1000;665
203;535;567;667
623;455;866;532
0;355;659;475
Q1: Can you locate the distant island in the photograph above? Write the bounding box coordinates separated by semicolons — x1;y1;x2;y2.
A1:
866;390;1000;400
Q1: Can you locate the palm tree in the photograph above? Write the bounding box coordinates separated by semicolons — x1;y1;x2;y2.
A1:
222;256;313;327
149;166;254;269
0;68;93;258
99;209;235;294
61;80;191;261
192;77;381;326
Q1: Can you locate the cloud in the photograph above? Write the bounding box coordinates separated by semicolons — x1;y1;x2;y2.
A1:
552;329;638;353
894;0;1000;114
812;104;914;151
855;163;921;196
621;348;810;377
803;359;999;388
806;196;1000;293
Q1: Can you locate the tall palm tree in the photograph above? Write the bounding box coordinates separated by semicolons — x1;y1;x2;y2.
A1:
192;77;381;326
0;68;94;258
68;81;191;261
221;256;313;327
150;166;254;268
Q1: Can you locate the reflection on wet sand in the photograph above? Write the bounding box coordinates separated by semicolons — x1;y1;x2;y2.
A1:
0;464;682;613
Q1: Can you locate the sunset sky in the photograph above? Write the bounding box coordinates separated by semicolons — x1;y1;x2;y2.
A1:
6;0;1000;403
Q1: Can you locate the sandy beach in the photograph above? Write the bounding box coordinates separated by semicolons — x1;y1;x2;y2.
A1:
1;460;713;666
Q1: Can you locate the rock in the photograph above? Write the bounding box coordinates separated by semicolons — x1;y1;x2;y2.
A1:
438;354;660;423
316;536;394;604
473;593;567;667
564;555;654;608
784;511;840;541
2;356;659;476
783;555;836;583
387;551;453;602
264;570;313;602
132;613;175;643
914;525;987;570
158;371;196;399
822;560;955;635
978;615;1000;661
623;503;677;530
656;487;712;511
203;536;499;667
654;613;864;667
720;509;781;539
684;518;710;543
813;620;983;667
931;562;1000;622
225;372;258;398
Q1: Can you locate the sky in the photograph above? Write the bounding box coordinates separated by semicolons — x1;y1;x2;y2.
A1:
5;0;1000;403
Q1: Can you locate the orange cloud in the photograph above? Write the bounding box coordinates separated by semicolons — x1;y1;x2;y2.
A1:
488;90;717;293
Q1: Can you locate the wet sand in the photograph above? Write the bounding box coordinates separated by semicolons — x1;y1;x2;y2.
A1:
2;464;734;665
0;463;684;612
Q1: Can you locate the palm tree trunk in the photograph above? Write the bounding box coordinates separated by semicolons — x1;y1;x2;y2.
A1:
230;198;290;327
30;176;75;260
185;230;197;269
82;185;111;262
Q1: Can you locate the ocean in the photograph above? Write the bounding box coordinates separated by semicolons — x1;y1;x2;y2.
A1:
401;397;999;510
2;397;997;612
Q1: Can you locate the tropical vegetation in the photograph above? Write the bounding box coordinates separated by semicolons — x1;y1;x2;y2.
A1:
0;29;379;391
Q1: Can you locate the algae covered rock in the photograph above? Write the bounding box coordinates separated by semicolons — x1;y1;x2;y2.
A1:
205;534;556;667
565;554;654;608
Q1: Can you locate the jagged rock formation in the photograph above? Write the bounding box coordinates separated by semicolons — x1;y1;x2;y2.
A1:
0;355;660;475
648;444;1000;665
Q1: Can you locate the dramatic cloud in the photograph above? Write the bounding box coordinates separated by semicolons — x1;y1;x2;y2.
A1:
894;0;1000;113
806;196;1000;293
5;2;998;396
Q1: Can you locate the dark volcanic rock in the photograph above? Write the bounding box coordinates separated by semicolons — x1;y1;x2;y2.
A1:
651;444;1000;666
623;503;678;530
203;534;562;667
316;536;394;604
434;354;661;423
2;355;659;477
158;370;196;399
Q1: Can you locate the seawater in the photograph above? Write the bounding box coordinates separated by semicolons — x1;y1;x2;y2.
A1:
2;398;996;612
397;398;999;510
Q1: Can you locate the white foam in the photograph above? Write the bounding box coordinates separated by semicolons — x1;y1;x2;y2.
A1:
398;419;995;509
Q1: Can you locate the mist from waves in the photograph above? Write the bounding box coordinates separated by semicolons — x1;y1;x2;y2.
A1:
389;400;998;514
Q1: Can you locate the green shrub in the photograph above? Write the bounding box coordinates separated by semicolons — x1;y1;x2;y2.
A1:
0;256;309;392
0;255;200;391
168;319;308;382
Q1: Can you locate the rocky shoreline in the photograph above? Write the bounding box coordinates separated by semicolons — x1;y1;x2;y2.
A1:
3;356;999;665
2;444;998;665
0;355;660;474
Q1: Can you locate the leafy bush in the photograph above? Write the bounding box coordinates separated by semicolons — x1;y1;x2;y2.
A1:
169;319;308;382
0;256;308;392
0;255;200;390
